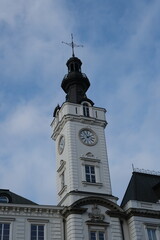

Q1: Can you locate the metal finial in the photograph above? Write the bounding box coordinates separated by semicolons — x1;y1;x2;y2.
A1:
62;34;83;57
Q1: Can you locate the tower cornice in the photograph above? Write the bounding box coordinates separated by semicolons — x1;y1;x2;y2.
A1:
51;114;107;140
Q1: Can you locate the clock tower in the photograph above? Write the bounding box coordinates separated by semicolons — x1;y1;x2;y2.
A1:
51;54;114;207
50;40;125;239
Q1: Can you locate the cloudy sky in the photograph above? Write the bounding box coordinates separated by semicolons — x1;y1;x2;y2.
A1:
0;0;160;205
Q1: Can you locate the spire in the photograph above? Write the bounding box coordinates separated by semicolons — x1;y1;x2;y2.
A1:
61;36;94;105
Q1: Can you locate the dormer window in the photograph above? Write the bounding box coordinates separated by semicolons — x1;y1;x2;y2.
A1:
0;196;9;203
83;103;90;117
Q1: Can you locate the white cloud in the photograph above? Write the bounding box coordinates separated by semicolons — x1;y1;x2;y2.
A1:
0;0;73;83
0;97;56;203
0;0;160;205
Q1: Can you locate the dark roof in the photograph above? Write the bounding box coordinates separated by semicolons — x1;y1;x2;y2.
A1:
121;172;160;207
61;56;93;105
0;189;37;205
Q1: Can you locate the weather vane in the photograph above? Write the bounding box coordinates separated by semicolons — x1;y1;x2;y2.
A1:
62;34;83;57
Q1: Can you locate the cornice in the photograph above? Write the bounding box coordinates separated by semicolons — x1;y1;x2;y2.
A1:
125;207;160;219
61;206;87;218
70;196;124;213
57;191;119;207
86;220;110;226
80;157;101;163
82;181;103;187
0;204;62;217
52;114;107;140
107;210;126;218
60;197;126;220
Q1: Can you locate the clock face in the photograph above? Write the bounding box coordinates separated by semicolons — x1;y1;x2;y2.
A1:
79;129;97;146
58;135;65;154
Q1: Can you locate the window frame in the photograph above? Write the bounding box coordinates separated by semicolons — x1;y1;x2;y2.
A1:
31;223;45;240
88;225;108;240
57;160;67;195
85;165;96;183
0;222;11;240
61;171;65;189
27;220;48;240
0;196;9;203
144;224;160;240
83;103;90;117
90;230;105;240
146;226;158;240
80;154;103;187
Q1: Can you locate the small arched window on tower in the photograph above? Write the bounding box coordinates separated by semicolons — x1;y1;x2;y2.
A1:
75;63;81;72
70;63;74;72
83;103;90;117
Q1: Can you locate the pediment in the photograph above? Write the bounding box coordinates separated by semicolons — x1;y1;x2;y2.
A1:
80;152;100;162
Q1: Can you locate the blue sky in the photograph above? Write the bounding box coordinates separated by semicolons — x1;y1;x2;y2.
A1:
0;0;160;205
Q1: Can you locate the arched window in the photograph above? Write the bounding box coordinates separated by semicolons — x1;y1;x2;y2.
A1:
83;103;90;117
70;63;74;71
0;196;9;203
75;63;79;71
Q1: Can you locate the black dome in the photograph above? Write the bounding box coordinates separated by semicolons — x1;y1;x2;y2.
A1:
61;56;92;104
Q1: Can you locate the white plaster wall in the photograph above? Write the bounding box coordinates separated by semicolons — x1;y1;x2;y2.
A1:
65;205;125;240
124;200;160;240
110;217;123;240
53;102;112;205
127;215;160;240
66;214;84;240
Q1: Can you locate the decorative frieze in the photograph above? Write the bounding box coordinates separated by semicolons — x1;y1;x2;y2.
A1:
0;205;62;217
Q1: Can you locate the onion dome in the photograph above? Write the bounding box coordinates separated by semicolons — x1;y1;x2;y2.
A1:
61;56;93;105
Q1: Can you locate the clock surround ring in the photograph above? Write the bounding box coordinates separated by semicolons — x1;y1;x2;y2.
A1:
79;128;98;146
58;135;65;154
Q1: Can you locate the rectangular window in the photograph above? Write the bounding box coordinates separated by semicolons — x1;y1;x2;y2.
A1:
0;223;10;240
147;228;157;240
83;104;90;117
31;224;44;240
90;231;105;240
85;165;96;183
61;171;65;189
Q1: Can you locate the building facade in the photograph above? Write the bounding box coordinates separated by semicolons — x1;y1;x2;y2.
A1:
0;53;160;240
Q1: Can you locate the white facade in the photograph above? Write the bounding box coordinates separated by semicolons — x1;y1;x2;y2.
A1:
50;98;127;240
51;102;112;206
0;203;63;240
123;200;160;240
